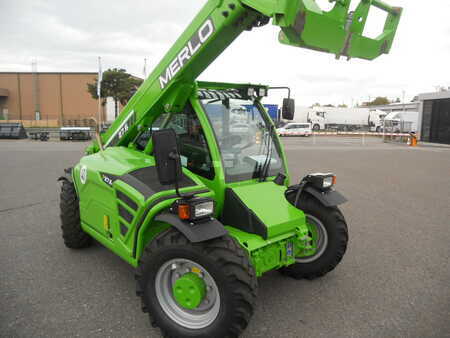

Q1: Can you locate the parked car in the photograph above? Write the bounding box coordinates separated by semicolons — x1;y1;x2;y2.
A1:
277;123;312;137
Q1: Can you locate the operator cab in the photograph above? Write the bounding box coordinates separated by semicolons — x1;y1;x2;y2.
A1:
136;83;295;184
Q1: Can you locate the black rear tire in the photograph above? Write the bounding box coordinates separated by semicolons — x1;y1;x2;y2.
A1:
136;229;257;338
59;180;91;249
282;193;348;280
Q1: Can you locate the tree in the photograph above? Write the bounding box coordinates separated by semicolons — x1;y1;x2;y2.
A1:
338;104;348;108
87;68;143;118
364;96;390;106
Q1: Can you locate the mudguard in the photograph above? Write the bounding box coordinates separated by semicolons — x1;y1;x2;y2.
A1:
303;186;347;207
57;167;74;183
154;212;228;243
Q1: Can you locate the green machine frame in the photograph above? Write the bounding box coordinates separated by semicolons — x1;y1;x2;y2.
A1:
75;0;401;274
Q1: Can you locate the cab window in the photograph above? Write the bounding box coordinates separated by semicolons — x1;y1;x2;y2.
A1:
166;105;215;180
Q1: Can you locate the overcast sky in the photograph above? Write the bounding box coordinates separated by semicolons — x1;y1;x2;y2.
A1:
1;0;449;107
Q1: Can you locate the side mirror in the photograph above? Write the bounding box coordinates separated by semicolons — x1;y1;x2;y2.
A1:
152;129;182;185
282;98;295;120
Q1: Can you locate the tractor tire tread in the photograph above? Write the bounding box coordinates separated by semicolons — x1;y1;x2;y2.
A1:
135;228;257;338
281;194;348;280
59;180;91;249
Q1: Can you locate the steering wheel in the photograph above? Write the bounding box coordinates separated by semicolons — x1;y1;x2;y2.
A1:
221;134;255;158
221;134;242;149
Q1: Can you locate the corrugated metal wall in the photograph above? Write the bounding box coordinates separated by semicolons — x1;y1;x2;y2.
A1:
421;100;433;142
421;99;450;144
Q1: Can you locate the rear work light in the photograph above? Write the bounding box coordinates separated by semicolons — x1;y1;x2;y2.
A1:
173;197;215;223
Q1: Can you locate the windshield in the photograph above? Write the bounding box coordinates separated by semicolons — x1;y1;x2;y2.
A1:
202;98;283;182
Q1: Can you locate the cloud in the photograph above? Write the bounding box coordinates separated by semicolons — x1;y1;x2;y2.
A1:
0;0;449;106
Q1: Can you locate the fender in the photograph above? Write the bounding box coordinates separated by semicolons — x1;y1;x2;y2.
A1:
154;212;228;243
302;186;347;207
57;167;74;183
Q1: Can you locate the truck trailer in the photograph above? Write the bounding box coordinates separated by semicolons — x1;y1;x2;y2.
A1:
306;107;386;131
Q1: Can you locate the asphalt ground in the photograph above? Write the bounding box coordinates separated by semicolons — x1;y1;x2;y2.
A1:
1;137;449;337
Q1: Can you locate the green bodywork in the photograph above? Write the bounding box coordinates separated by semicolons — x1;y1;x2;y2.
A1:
74;1;402;277
173;272;207;309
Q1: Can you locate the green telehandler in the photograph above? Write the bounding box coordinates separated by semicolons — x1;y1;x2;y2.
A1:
58;1;402;336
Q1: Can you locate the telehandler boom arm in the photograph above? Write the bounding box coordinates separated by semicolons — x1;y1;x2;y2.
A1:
92;0;402;153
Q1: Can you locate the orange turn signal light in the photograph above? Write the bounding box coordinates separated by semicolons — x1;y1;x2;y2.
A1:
178;204;191;220
332;176;337;185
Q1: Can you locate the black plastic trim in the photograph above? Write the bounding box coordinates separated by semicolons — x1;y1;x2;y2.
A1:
120;221;128;236
132;189;209;258
286;185;348;208
154;213;228;243
117;190;138;211
220;188;268;239
303;187;347;207
118;204;134;223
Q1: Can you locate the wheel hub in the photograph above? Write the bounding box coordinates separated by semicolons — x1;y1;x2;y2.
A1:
173;272;206;309
155;258;220;329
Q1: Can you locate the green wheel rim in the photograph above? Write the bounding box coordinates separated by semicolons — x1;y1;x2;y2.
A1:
296;214;328;263
173;272;207;309
155;258;220;329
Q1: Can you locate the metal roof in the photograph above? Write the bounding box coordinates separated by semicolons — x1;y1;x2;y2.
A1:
418;91;450;101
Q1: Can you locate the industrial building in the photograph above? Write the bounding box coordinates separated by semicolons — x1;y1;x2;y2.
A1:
0;72;103;126
417;91;450;145
370;102;420;114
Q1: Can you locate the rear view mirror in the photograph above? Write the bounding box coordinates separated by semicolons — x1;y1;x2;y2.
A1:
282;98;295;120
152;129;182;185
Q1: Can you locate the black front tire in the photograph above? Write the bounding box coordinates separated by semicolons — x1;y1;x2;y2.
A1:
136;229;257;338
59;180;91;249
282;194;348;280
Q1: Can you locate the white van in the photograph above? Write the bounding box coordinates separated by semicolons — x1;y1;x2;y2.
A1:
277;123;312;137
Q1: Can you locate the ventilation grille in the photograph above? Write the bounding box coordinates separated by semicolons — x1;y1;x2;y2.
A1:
115;190;140;237
117;190;138;211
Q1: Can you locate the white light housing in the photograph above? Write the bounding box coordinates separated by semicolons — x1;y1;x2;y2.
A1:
194;201;214;218
247;88;255;97
323;176;334;188
303;173;336;191
258;88;267;97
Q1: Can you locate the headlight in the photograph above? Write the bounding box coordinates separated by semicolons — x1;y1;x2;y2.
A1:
323;176;334;188
258;88;267;97
175;197;215;222
194;200;214;218
304;173;336;191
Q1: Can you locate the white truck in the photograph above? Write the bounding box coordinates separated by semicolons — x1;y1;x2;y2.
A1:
291;106;385;132
383;111;419;133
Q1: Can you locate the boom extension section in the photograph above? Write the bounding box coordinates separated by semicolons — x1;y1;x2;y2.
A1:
275;0;403;60
91;0;402;154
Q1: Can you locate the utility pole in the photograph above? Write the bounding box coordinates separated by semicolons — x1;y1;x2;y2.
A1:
31;59;41;121
97;57;103;129
402;90;406;113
